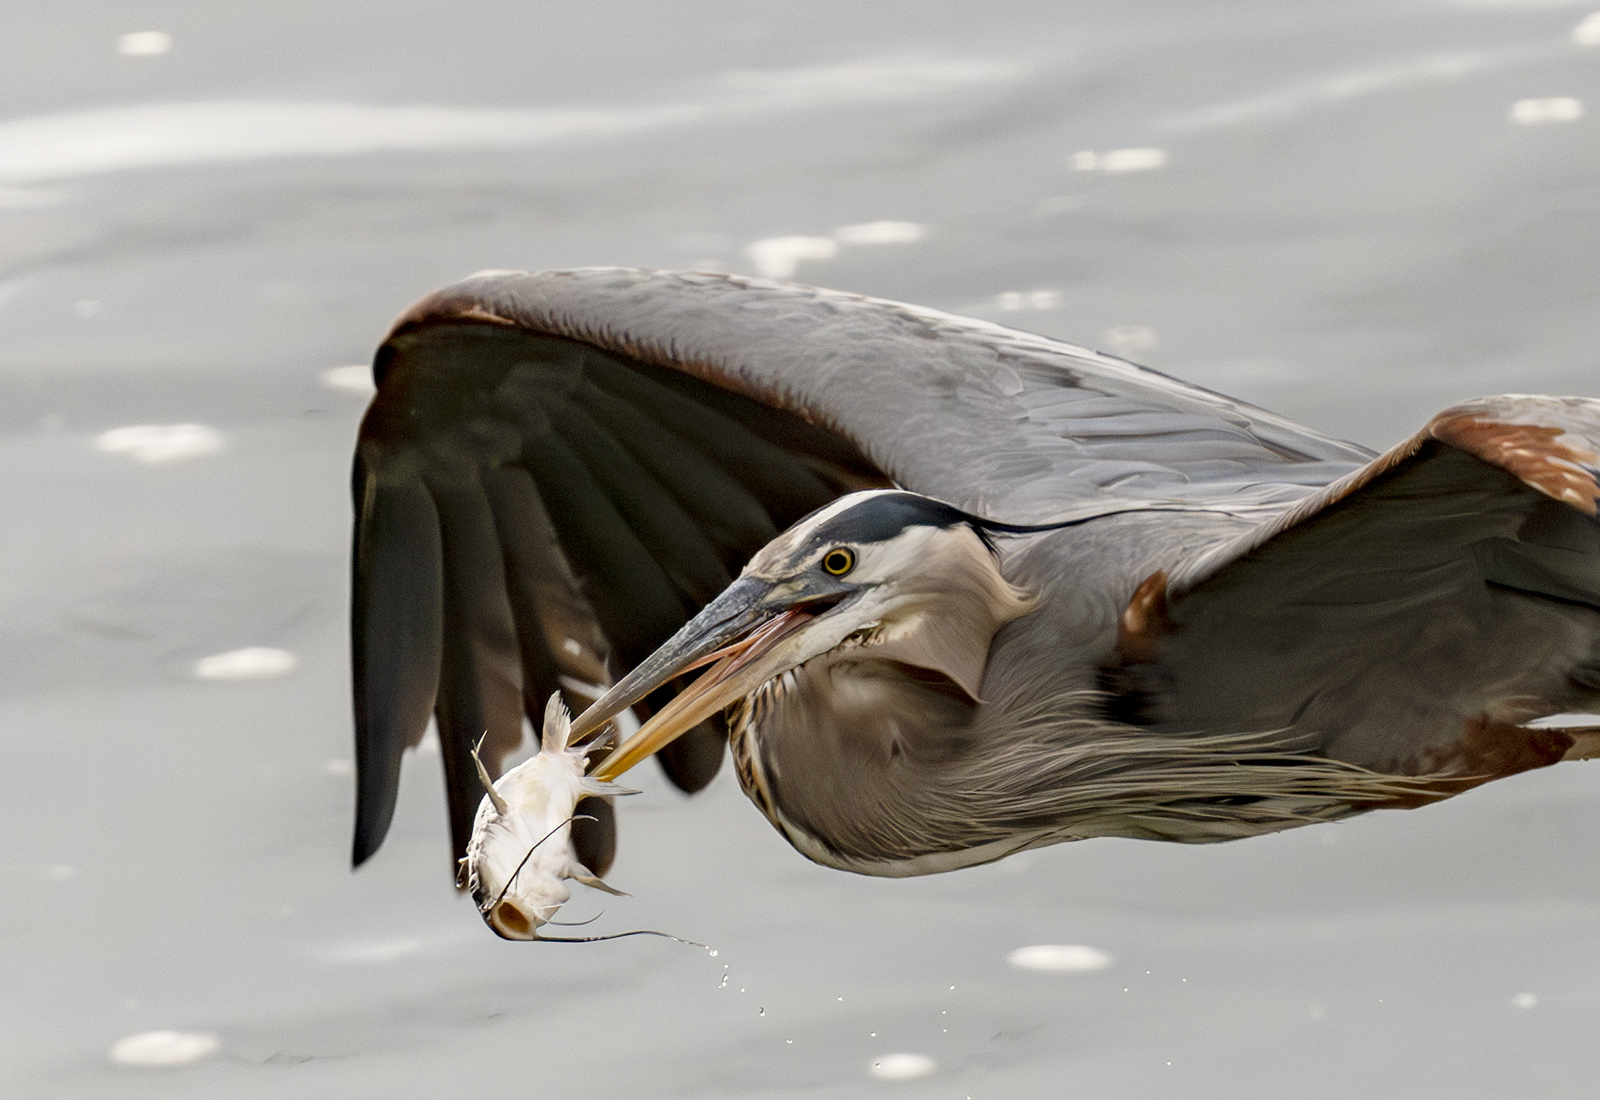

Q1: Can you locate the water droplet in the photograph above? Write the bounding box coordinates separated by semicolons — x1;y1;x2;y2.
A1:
1512;992;1538;1010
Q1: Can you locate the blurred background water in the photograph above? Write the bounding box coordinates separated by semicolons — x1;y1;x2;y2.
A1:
1;2;1598;1096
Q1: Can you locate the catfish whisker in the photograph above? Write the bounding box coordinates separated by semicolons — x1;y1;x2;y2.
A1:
530;929;712;948
544;911;604;927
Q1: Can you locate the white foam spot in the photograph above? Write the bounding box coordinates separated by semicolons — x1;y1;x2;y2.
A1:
1512;992;1538;1009
97;423;224;464
995;289;1060;312
746;236;838;279
1577;12;1600;46
118;31;173;57
1104;148;1168;172
194;647;299;681
832;220;926;245
1102;325;1160;357
1007;944;1114;972
324;759;355;778
1511;97;1584;123
320;937;426;964
320;364;376;395
1073;148;1167;173
870;1053;936;1080
110;1030;217;1067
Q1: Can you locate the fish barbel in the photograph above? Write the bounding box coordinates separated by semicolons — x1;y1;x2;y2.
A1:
462;694;635;940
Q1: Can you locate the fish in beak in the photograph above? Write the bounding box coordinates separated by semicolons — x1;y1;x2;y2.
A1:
463;694;635;940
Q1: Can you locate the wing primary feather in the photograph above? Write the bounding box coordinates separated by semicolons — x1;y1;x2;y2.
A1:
574;379;780;564
479;465;611;712
547;395;734;607
423;467;527;868
350;453;445;867
518;431;691;669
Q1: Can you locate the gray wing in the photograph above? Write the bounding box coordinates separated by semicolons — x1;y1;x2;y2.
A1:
1112;395;1600;785
351;267;1375;872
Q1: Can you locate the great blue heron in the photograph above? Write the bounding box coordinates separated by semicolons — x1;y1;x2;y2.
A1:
351;267;1600;888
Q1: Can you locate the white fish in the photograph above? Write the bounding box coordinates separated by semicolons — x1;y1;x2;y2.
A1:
462;694;634;940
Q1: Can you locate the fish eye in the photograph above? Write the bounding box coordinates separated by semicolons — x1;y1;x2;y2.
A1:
821;547;856;576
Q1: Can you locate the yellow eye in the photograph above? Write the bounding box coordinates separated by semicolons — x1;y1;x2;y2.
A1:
821;547;856;576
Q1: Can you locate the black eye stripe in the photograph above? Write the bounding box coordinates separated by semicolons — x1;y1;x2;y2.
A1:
822;547;856;576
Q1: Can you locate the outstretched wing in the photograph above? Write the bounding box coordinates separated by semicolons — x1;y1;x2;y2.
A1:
1114;395;1600;785
351;267;1375;872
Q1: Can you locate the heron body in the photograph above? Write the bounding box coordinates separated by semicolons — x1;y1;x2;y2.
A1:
351;268;1600;893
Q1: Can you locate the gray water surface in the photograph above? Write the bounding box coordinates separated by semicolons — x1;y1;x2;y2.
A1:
3;2;1599;1097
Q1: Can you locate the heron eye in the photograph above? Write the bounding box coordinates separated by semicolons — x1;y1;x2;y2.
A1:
821;547;856;576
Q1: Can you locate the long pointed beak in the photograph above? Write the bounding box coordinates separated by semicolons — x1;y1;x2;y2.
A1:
568;577;803;780
590;606;812;781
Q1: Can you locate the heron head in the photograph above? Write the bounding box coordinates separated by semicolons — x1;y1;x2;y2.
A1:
572;490;1033;781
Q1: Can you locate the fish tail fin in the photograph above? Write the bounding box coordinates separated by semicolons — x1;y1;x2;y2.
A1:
542;692;572;754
